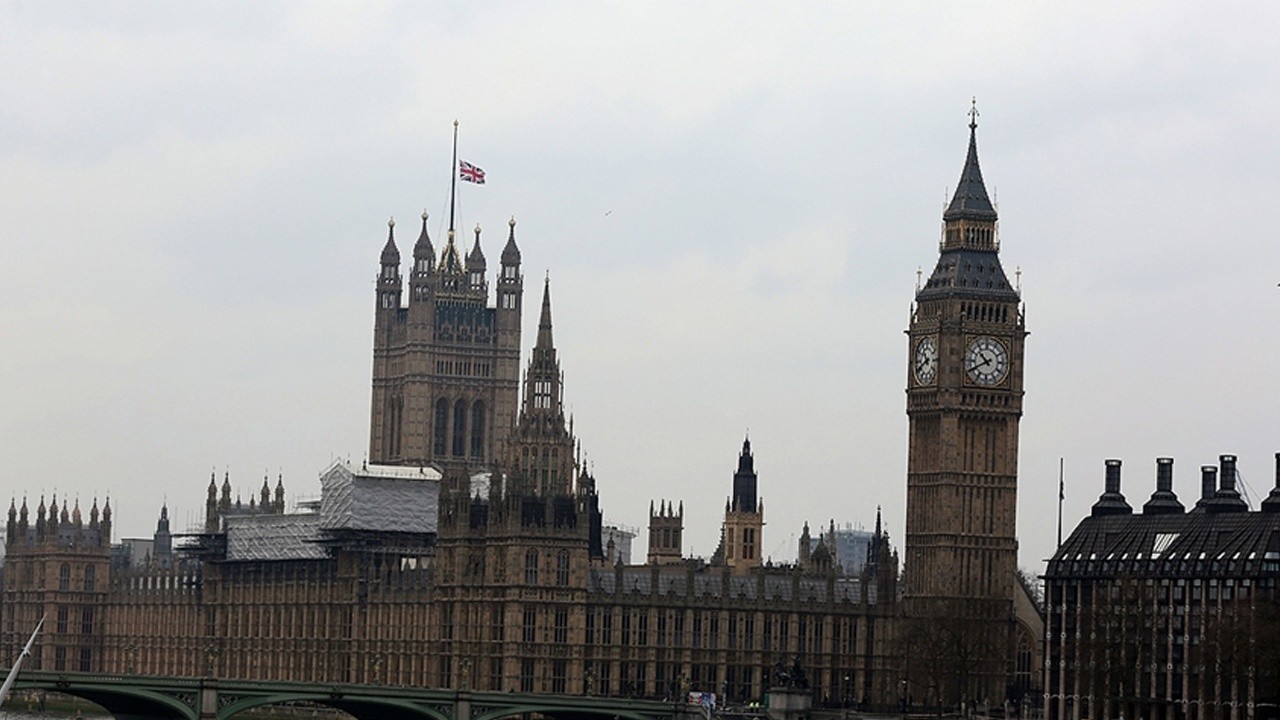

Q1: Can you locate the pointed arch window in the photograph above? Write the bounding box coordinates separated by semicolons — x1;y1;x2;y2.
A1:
433;399;448;456
471;401;486;459
452;400;467;456
59;563;71;590
556;550;570;587
84;564;96;592
525;550;539;585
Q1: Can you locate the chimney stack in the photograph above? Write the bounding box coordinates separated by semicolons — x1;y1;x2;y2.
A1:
1207;453;1248;513
1142;457;1183;515
1262;452;1280;513
1091;459;1133;517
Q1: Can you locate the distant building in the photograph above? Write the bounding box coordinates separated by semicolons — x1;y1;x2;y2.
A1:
1044;455;1280;720
805;523;875;577
602;524;636;565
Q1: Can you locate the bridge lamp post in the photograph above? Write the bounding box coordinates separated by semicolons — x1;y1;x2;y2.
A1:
204;644;221;679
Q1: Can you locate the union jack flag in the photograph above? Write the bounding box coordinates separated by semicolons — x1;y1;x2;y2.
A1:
459;160;485;184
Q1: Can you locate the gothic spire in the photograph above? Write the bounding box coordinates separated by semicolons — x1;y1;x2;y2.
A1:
944;100;997;222
414;210;434;265
381;217;400;264
501;217;521;265
536;274;554;350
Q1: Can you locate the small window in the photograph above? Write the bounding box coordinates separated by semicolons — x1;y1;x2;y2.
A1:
525;550;538;585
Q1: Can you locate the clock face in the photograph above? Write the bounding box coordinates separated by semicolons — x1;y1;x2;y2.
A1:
913;336;938;385
965;336;1009;386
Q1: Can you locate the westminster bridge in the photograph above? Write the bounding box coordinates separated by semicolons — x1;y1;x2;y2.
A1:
10;671;701;720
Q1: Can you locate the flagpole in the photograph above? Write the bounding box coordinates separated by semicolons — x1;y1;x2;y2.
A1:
1056;457;1064;548
449;120;459;235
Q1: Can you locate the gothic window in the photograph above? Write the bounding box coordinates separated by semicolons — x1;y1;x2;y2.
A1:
470;401;485;459
556;550;570;586
520;659;535;693
59;564;70;590
56;607;68;634
551;659;567;693
83;565;95;592
452;400;467;456
433;399;448;456
534;380;551;409
80;607;94;635
525;550;538;585
441;604;454;640
503;265;517;280
553;609;568;644
522;606;537;643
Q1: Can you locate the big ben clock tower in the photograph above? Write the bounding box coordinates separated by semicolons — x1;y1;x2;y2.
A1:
904;108;1025;684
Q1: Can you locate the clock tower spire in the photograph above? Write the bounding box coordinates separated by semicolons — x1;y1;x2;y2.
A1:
904;107;1026;703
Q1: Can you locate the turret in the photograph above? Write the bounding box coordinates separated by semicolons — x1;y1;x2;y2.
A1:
412;211;435;278
732;436;758;513
260;475;271;511
798;522;812;566
206;471;219;532
101;497;112;547
466;224;487;294
220;472;232;511
89;497;100;528
646;499;685;565
36;496;46;542
496;217;523;338
377;217;403;313
5;498;15;544
274;473;285;514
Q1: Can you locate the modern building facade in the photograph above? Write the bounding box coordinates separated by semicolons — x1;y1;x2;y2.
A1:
1044;455;1280;720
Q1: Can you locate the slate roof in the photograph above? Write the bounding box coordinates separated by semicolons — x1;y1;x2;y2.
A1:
944;124;998;222
915;248;1019;301
1046;510;1280;580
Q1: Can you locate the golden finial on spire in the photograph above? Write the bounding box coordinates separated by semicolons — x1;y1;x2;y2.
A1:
509;216;516;228
969;96;979;129
422;210;428;221
388;216;395;228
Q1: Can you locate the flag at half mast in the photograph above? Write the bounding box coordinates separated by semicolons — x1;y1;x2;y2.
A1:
459;160;485;184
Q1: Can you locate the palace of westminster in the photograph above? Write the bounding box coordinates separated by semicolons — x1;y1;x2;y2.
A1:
4;119;1279;719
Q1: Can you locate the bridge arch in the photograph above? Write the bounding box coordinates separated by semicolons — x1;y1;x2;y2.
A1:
15;681;197;720
219;693;451;720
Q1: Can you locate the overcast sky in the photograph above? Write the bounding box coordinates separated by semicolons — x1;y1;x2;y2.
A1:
4;2;1280;573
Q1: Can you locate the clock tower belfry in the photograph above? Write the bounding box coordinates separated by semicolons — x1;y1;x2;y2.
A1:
905;112;1025;621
